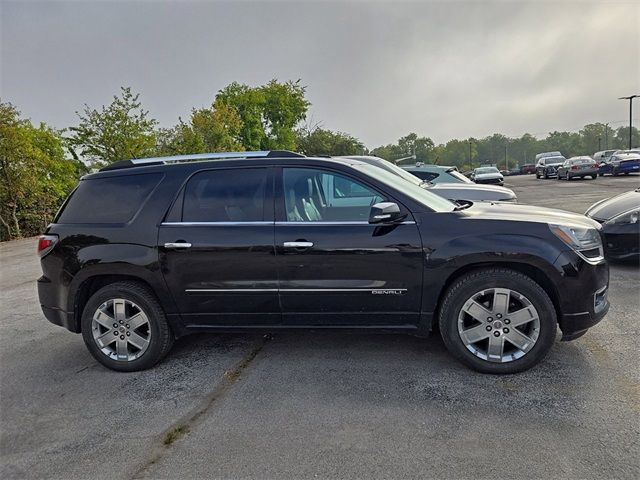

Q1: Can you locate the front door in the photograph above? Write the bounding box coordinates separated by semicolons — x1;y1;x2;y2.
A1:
158;167;279;327
275;167;423;327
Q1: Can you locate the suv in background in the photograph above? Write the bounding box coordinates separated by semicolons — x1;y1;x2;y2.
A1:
38;151;609;374
535;152;566;179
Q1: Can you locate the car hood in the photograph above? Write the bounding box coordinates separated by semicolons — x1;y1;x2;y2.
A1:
461;201;601;230
585;189;640;221
429;182;516;201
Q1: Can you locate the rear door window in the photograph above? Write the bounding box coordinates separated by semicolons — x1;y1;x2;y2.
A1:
57;173;163;224
182;168;268;222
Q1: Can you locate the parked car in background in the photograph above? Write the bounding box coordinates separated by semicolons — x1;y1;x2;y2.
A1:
598;153;640;176
556;157;598;181
586;188;640;261
521;164;536;174
592;150;616;164
402;164;472;184
508;167;521;176
38;150;609;374
470;166;504;185
536;154;566;179
345;157;517;202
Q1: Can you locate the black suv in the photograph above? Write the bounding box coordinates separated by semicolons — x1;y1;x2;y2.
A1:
37;151;610;374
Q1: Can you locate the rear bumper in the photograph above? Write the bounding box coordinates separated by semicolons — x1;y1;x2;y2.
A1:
38;276;78;333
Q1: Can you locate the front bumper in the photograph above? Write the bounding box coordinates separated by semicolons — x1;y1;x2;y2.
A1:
553;252;610;341
602;232;640;261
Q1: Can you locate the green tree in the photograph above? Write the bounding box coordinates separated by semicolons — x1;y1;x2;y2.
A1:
0;102;80;240
216;80;310;150
295;126;364;156
68;87;157;167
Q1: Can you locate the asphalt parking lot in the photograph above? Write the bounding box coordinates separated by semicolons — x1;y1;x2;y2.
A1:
1;174;639;479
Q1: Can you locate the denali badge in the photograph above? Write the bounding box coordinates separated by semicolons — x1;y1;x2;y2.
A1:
372;289;406;295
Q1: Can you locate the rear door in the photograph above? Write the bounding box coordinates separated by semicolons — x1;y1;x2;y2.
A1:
158;167;279;327
274;166;423;327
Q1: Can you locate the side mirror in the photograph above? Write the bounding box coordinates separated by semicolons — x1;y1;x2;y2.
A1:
369;202;405;224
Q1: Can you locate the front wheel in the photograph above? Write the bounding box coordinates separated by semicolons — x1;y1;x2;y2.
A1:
438;269;557;374
81;281;174;371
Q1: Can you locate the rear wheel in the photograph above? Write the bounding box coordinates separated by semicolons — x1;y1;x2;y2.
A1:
438;269;557;374
591;175;597;180
81;281;174;371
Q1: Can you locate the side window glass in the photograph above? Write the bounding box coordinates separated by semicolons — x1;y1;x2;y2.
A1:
283;168;386;222
182;168;267;222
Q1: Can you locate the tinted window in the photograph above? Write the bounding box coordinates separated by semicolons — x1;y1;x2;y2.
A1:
182;168;267;222
283;168;386;222
57;173;162;224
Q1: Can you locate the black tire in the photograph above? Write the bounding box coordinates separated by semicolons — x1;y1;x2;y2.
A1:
438;268;557;374
613;168;619;176
566;173;571;181
543;170;549;179
81;281;174;372
591;175;597;180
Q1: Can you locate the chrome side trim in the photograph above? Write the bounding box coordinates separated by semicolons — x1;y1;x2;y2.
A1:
162;221;273;226
186;288;278;293
275;221;416;226
185;288;408;293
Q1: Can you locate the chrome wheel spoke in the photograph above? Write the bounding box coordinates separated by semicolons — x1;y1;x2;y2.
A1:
492;289;510;315
462;300;492;323
96;330;116;348
113;299;126;322
460;324;491;344
504;329;535;351
116;338;128;359
487;335;504;360
128;312;147;330
94;309;115;329
508;306;537;327
127;332;149;351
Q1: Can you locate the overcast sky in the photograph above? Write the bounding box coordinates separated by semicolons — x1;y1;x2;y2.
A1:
1;0;639;147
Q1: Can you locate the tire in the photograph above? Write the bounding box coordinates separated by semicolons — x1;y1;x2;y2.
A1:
81;281;174;372
438;268;557;374
566;173;571;181
591;175;597;180
556;172;562;180
543;170;549;179
613;168;619;177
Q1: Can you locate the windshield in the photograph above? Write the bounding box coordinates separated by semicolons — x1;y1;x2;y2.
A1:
354;164;456;212
475;167;499;174
371;160;425;186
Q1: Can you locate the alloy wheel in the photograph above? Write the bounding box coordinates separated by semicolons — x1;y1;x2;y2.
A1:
457;288;541;363
91;298;151;362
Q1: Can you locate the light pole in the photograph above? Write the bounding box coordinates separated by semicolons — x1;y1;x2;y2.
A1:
618;95;639;149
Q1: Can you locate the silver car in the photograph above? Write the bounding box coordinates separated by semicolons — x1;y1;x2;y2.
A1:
340;156;517;203
470;166;504;185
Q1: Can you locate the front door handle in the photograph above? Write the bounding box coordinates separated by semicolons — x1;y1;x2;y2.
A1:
164;242;192;249
283;241;313;248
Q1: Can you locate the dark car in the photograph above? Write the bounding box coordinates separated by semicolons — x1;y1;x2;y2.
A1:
38;150;609;374
347;158;517;202
556;157;598;181
521;164;536;174
535;155;566;179
586;188;640;261
598;153;640;176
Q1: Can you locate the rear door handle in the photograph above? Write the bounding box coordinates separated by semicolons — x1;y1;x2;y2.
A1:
164;242;192;249
283;241;313;248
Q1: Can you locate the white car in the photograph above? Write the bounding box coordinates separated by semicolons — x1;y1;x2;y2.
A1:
470;167;504;186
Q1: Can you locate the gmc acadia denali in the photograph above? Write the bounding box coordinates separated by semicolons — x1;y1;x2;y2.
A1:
37;151;610;373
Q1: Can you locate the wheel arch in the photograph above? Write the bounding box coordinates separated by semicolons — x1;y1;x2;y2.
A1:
430;261;561;331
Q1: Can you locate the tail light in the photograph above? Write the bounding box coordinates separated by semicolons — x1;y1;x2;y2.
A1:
571;165;578;170
37;234;58;257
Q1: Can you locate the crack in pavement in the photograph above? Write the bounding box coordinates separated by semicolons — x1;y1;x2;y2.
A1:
129;334;271;479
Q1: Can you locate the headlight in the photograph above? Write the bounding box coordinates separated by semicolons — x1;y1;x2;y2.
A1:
549;224;601;250
604;209;639;225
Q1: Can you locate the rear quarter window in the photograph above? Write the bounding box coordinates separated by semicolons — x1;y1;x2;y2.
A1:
56;173;163;224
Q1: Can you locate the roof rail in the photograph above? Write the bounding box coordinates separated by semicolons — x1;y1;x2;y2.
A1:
99;150;305;171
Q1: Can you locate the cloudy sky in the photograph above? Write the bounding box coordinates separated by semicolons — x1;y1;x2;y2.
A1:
1;0;638;147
